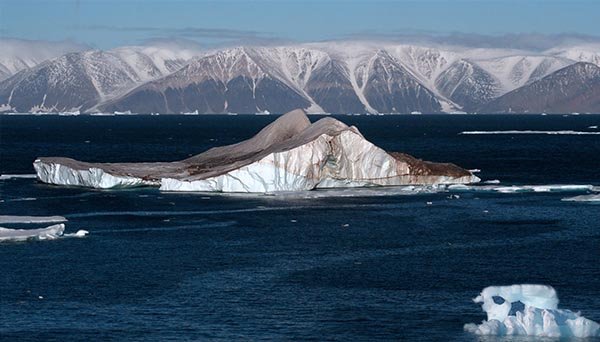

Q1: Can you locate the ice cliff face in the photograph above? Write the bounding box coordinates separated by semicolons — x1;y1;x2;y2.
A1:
465;285;600;338
33;109;479;192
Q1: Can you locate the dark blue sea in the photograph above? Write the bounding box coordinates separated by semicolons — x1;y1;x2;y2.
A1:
1;114;599;341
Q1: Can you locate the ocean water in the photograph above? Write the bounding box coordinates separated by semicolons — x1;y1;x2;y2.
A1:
0;114;599;341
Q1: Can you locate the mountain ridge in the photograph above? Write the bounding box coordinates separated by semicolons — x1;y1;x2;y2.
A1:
1;41;599;114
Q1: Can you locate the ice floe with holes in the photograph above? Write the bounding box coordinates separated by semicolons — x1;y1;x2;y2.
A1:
464;285;600;338
460;130;600;135
0;224;88;242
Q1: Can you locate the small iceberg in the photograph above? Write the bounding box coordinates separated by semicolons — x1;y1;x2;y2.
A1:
464;284;600;338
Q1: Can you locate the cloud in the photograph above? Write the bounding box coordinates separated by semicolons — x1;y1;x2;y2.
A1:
340;31;600;51
0;38;90;57
78;24;273;40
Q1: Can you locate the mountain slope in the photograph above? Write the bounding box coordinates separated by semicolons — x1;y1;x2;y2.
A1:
2;41;600;114
435;59;501;111
0;38;88;81
0;48;195;113
99;47;313;114
479;62;600;114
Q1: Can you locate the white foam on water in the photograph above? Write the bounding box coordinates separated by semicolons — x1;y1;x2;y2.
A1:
562;194;600;202
464;284;600;338
5;197;37;202
460;130;600;135
0;215;67;224
0;174;37;180
483;179;501;184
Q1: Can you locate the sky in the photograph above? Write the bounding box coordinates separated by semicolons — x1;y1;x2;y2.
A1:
1;0;600;49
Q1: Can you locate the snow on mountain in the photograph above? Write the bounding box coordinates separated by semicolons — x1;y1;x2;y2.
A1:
0;46;200;113
99;47;314;114
435;59;501;111
546;44;600;67
476;55;572;93
0;38;88;80
1;39;599;114
480;62;600;114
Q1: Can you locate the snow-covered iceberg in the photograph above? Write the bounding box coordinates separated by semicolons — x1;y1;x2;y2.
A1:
464;284;600;338
33;109;479;192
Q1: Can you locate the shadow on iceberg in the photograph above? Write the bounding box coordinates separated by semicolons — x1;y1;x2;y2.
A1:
33;109;479;193
465;284;600;338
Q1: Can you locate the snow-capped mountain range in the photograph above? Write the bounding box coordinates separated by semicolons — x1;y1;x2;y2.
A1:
1;40;599;114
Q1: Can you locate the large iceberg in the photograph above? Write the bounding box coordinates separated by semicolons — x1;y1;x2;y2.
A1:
34;109;479;192
464;284;600;338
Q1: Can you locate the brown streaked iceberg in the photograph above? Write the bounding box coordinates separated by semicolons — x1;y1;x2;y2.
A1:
34;109;479;192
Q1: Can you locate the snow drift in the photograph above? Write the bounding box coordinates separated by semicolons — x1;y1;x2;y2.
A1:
464;284;600;338
33;109;479;193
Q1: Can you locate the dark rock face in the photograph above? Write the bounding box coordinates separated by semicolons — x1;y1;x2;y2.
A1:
305;60;365;114
364;52;441;113
480;62;600;114
102;75;311;114
435;59;500;111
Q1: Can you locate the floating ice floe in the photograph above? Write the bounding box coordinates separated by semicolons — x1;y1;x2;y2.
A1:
464;284;600;338
0;224;88;242
460;130;600;135
0;215;67;224
562;194;600;202
33;109;479;192
0;174;37;180
449;184;593;193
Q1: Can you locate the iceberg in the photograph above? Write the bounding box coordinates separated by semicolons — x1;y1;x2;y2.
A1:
464;285;600;338
33;109;479;192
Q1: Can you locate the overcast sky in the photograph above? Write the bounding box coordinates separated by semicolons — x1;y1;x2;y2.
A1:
1;0;599;49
